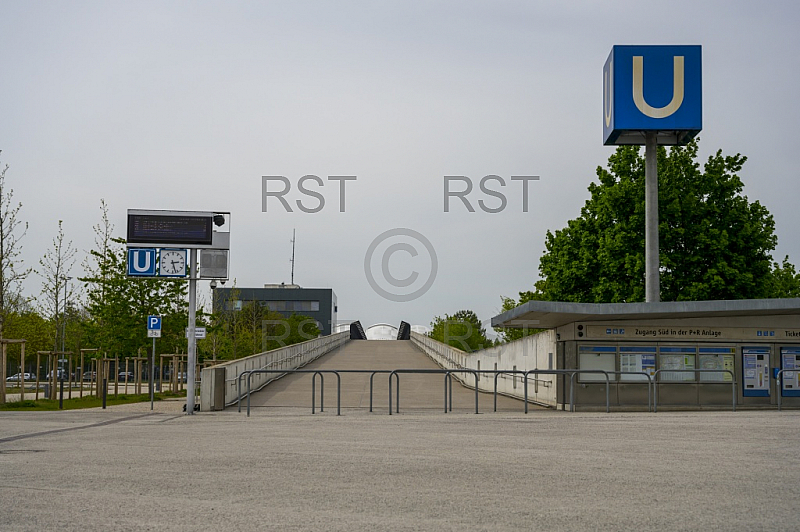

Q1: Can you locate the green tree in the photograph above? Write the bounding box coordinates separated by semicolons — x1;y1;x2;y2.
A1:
198;290;321;361
0;153;31;340
535;140;779;303
493;292;546;343
768;256;800;298
429;309;490;352
275;313;320;348
3;308;52;374
38;220;78;351
81;237;189;358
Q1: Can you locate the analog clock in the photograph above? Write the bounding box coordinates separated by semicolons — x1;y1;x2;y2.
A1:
159;249;187;277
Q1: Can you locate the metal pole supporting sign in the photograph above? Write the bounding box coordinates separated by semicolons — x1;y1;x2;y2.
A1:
147;315;161;411
603;45;702;302
187;249;197;414
126;209;231;415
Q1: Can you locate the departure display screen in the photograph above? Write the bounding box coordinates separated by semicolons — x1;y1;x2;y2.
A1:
127;214;213;245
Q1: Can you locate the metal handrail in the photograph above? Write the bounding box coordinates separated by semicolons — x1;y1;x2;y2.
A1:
613;371;654;413
244;369;343;417
652;369;736;412
311;372;324;413
569;371;610;413
493;370;529;413
443;370;480;414
233;366;655;416
521;370;611;413
234;349;343;411
369;371;397;412
240;368;402;415
387;369;479;415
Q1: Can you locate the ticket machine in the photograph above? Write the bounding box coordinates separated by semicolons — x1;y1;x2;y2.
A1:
742;346;770;397
780;347;800;397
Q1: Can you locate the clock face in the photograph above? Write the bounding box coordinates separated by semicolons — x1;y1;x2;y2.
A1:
159;249;187;277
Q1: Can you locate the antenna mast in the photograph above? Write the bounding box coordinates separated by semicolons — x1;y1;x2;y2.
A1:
290;229;296;285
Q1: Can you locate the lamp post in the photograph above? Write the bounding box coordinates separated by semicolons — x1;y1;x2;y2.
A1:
58;276;72;409
61;277;72;355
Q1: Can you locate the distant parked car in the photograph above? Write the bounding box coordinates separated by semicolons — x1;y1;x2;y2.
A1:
82;371;97;381
118;371;135;381
5;373;36;383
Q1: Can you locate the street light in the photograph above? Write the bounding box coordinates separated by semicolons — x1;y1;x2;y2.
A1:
60;276;72;379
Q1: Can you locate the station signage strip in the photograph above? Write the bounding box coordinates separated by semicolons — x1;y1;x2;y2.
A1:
584;325;800;341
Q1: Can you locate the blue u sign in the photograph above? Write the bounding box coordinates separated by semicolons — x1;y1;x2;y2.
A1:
127;248;157;276
603;45;702;146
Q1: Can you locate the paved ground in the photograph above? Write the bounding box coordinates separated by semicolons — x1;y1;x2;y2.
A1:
247;340;528;414
1;408;799;531
2;342;799;530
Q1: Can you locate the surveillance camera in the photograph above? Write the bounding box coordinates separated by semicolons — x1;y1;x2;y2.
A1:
220;280;226;286
210;280;217;289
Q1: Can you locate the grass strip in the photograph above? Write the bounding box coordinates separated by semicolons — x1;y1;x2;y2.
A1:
0;391;184;411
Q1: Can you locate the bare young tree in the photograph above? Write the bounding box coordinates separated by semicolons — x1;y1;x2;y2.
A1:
0;152;32;339
81;199;114;307
38;220;78;351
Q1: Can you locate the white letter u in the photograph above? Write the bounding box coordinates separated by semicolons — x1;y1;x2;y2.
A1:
133;250;151;272
633;55;684;119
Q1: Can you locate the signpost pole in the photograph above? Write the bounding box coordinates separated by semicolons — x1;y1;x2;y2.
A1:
187;248;197;414
127;210;230;414
603;46;701;303
150;336;155;410
645;131;660;303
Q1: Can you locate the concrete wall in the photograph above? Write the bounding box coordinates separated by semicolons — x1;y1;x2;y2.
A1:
410;330;559;408
200;331;350;411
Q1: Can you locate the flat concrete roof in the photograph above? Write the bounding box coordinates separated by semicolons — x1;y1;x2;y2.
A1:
491;298;800;329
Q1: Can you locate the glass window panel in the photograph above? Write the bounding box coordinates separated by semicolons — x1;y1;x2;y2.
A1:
578;346;616;382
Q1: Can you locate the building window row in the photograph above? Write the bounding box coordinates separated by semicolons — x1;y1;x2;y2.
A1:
226;300;320;312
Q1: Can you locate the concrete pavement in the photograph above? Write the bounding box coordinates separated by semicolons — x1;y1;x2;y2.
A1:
1;408;799;531
2;341;799;531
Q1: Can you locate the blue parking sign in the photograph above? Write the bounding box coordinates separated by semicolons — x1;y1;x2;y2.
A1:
128;248;157;276
147;316;162;331
147;315;162;338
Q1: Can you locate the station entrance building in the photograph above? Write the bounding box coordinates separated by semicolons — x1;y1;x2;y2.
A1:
490;299;800;410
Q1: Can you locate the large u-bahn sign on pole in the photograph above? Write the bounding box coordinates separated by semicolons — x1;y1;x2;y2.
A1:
603;45;702;302
127;209;230;414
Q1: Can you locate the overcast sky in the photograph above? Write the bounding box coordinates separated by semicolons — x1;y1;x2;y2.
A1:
1;1;799;334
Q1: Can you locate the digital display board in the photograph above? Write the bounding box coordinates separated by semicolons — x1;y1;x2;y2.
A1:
127;214;213;246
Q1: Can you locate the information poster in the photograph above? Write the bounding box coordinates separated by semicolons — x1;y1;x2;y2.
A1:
620;346;656;381
659;347;696;382
698;347;735;382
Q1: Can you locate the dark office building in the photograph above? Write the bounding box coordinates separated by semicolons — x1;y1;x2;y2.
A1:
212;284;338;336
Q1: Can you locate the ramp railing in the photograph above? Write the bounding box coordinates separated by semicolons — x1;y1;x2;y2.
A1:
652;369;736;412
200;331;349;410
